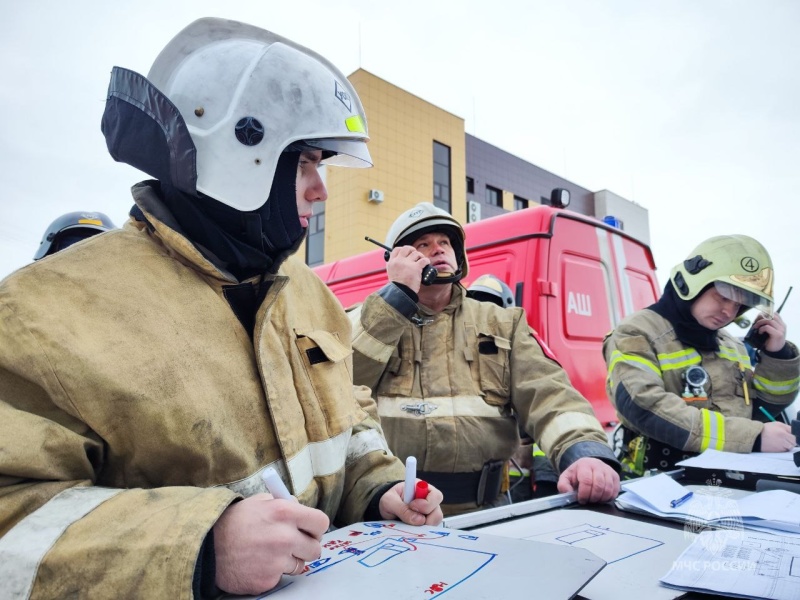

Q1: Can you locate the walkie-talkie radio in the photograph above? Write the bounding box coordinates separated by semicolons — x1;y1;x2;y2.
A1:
365;236;438;285
744;286;793;350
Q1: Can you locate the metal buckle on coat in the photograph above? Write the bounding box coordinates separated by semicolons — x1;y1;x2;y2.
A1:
400;402;438;416
410;315;434;327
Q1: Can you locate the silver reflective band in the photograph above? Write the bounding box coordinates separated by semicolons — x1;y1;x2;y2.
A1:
347;429;393;465
225;428;388;498
0;487;122;599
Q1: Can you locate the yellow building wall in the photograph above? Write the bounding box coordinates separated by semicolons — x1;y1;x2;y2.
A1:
502;191;514;211
321;69;467;262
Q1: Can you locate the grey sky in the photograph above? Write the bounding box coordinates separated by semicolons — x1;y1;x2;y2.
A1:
2;0;799;333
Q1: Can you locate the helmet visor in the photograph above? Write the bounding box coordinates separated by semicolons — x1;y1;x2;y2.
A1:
715;281;774;316
303;138;372;168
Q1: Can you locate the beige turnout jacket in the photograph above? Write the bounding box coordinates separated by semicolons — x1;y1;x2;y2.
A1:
0;182;403;599
604;309;800;453
351;284;616;513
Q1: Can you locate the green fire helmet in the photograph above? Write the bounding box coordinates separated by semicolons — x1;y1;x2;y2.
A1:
670;234;774;315
467;274;514;308
385;202;468;283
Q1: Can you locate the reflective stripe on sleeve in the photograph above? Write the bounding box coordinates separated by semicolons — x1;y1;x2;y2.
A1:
289;429;351;492
0;487;122;599
753;374;800;396
607;350;662;384
347;429;393;466
226;430;353;498
699;408;726;451
539;412;606;458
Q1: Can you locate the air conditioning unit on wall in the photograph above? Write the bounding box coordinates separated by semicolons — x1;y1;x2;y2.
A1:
368;189;384;203
467;200;481;223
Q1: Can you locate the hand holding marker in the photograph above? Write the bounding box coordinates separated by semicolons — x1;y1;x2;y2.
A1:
261;467;297;502
404;456;429;503
261;467;307;577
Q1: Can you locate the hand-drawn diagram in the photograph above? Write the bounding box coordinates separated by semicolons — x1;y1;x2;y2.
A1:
246;520;605;600
525;522;663;564
264;522;493;599
479;509;696;600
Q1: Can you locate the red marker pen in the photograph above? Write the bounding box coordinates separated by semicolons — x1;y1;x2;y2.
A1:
414;480;429;500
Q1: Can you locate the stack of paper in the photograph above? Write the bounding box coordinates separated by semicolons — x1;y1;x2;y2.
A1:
660;529;800;600
676;449;800;476
617;474;800;536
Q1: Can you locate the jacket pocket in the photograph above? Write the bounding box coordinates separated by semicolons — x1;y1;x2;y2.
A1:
476;332;511;406
294;329;364;431
381;332;415;397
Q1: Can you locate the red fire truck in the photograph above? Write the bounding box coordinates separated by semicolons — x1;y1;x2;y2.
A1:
313;205;660;429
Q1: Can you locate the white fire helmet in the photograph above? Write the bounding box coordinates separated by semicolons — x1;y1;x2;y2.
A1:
385;202;468;283
143;18;372;211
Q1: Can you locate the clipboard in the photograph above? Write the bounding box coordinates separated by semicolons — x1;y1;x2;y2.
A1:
678;450;800;491
679;465;799;490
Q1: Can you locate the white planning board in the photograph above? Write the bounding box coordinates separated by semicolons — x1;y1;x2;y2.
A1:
231;520;606;599
477;508;696;600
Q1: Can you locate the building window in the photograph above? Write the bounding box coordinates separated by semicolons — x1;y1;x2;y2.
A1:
514;195;528;211
433;141;451;212
466;177;475;195
306;201;325;267
486;185;502;208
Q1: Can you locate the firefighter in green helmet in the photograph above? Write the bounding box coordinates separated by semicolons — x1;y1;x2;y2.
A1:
604;235;799;477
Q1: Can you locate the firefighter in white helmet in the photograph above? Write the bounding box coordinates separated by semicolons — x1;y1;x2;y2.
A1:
350;202;620;516
604;235;799;477
33;211;116;260
466;273;514;307
0;18;442;598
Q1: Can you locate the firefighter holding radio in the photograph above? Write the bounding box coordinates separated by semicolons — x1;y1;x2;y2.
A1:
604;235;799;477
350;203;620;516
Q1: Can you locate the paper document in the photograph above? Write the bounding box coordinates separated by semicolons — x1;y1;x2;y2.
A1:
677;449;800;476
660;529;800;600
478;508;695;600
617;474;800;536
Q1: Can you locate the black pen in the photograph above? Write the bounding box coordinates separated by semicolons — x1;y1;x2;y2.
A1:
670;491;693;508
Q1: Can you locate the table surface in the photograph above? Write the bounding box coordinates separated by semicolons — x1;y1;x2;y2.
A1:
572;488;750;600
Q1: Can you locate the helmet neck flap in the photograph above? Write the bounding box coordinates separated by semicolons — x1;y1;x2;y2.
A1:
157;151;304;280
102;18;374;277
649;282;720;352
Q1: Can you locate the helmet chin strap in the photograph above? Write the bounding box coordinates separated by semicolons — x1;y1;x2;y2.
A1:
430;268;463;285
